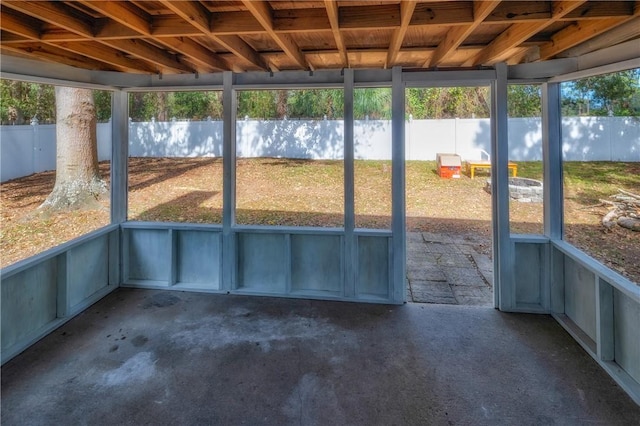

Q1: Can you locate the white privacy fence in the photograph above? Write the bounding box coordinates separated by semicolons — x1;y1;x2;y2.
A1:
2;117;639;181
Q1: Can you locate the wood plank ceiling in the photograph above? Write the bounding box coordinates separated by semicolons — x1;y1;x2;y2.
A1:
1;1;639;75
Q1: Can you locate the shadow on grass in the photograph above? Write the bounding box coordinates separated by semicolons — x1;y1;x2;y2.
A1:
0;162;111;206
128;157;220;192
134;191;221;223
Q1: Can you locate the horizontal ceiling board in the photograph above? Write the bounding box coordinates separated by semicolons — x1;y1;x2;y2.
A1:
0;0;635;74
341;28;393;50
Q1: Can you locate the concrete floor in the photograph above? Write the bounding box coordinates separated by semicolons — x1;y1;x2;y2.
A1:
2;289;639;425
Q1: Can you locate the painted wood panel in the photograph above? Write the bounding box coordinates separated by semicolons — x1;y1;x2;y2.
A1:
291;234;342;293
1;258;57;351
176;230;221;288
515;242;542;306
356;236;390;298
564;256;597;342
126;229;169;282
67;235;109;308
614;288;640;382
237;233;287;292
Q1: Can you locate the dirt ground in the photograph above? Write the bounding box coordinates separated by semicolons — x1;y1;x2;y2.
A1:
1;158;638;284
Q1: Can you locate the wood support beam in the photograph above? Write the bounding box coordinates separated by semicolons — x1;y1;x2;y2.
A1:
427;0;501;67
0;9;42;40
540;12;640;60
81;1;152;36
3;1;94;37
101;39;192;74
467;1;586;66
1;42;119;72
160;0;268;71
386;1;416;68
241;0;309;70
80;1;229;72
54;41;160;74
324;0;348;67
3;0;191;73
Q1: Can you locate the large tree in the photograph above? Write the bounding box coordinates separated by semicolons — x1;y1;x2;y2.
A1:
38;87;107;213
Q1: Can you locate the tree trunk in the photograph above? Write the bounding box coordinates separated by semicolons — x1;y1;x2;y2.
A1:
39;87;107;212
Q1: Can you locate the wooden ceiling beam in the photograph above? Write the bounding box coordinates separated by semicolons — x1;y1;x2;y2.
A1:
539;13;640;60
3;1;94;38
386;1;417;68
80;1;229;72
0;9;42;40
2;0;191;73
210;12;263;35
78;1;152;35
0;32;31;44
426;0;501;67
340;4;400;29
559;16;640;57
159;0;268;71
0;6;158;74
100;38;193;74
410;2;474;26
1;42;122;72
467;0;586;66
324;0;348;67
2;1;184;74
157;37;230;72
54;40;160;74
273;8;331;33
241;0;309;70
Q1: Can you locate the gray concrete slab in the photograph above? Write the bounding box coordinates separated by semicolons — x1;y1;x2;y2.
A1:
2;289;639;425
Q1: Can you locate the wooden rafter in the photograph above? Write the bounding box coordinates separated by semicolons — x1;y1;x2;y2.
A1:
159;0;268;71
324;0;348;68
0;1;638;74
385;0;416;68
54;40;160;73
466;0;587;66
241;0;309;70
2;0;192;73
0;9;42;40
99;38;192;73
3;1;94;38
1;42;121;72
426;0;501;68
79;1;229;72
539;8;640;60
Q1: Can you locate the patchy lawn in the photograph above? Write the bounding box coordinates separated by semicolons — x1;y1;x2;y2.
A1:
1;158;638;284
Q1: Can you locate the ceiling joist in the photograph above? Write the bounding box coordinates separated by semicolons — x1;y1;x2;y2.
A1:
0;1;637;75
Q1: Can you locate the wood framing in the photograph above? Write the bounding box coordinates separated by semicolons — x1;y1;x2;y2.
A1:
1;1;637;73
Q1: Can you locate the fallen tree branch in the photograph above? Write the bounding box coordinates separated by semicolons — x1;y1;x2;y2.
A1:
618;188;640;200
599;190;640;232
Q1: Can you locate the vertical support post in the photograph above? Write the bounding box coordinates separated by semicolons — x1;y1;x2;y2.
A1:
596;278;615;361
111;90;128;287
542;82;565;313
391;66;406;304
491;62;514;311
542;82;563;239
111;90;128;224
222;71;237;291
343;69;356;298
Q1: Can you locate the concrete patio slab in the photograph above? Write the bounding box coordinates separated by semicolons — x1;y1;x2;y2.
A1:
2;289;639;425
406;232;493;305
